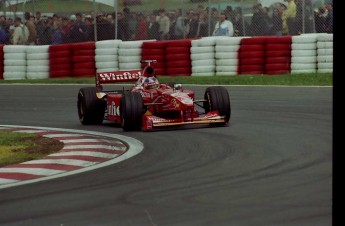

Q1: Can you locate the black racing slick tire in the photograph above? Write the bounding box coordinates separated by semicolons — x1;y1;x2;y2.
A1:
204;86;231;123
120;92;144;131
77;87;105;125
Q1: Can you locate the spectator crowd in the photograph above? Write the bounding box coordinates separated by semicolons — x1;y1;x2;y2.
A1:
0;0;333;45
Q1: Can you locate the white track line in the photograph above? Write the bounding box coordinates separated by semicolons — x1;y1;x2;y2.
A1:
0;168;65;175
48;151;120;158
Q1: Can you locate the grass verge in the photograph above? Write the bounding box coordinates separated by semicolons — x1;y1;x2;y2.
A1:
0;73;333;86
0;131;63;167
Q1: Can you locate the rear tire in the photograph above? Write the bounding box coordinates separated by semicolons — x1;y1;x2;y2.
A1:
120;92;144;131
77;87;105;125
203;86;231;124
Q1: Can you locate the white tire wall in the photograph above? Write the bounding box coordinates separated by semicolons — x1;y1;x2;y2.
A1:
118;41;144;71
191;38;216;76
215;37;243;76
26;45;49;79
95;39;121;73
316;34;333;73
291;35;317;74
3;45;27;80
49;44;72;78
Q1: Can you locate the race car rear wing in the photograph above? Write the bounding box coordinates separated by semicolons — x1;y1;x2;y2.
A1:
96;70;142;87
95;60;157;87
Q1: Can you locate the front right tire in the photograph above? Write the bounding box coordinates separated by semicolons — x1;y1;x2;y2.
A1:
203;86;231;124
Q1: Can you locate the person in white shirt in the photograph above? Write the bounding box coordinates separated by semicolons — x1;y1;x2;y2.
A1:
11;17;29;45
212;12;234;37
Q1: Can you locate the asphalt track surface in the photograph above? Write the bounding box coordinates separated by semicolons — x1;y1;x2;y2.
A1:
0;84;332;226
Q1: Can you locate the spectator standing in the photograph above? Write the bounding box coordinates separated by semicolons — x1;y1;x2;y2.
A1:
11;17;29;45
72;13;87;42
52;17;69;44
157;9;170;40
39;18;54;45
325;2;333;33
196;11;208;38
106;13;116;40
24;12;37;45
210;8;219;36
135;13;147;40
282;0;297;35
271;6;283;36
35;11;44;44
187;12;199;38
262;6;273;35
168;10;177;40
96;13;112;41
122;8;131;40
52;14;60;30
147;13;160;40
174;9;189;39
0;24;7;44
213;12;234;36
128;12;138;40
117;12;126;40
233;7;244;36
315;6;327;33
250;4;267;36
224;6;235;23
0;17;10;44
84;16;94;41
62;15;78;43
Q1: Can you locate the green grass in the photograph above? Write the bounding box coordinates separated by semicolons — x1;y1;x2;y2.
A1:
0;131;39;166
0;73;333;86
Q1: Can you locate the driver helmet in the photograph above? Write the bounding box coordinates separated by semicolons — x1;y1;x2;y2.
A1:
143;76;159;89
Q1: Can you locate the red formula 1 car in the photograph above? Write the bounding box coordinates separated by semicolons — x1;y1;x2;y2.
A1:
77;60;231;131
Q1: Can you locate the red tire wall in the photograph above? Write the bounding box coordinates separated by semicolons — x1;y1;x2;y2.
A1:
49;44;73;78
71;42;96;77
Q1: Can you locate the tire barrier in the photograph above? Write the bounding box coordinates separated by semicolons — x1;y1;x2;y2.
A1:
71;42;96;77
0;33;333;80
316;34;333;73
0;45;4;80
191;37;216;76
165;40;192;76
49;44;73;78
26;45;50;79
238;37;266;75
215;37;244;76
95;39;121;73
265;36;292;75
141;41;166;76
118;40;144;71
291;34;318;74
3;45;27;80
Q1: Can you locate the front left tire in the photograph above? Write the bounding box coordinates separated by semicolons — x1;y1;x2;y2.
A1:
77;87;105;125
120;92;144;131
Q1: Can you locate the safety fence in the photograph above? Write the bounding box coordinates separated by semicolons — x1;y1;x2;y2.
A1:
0;33;333;80
0;0;333;45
